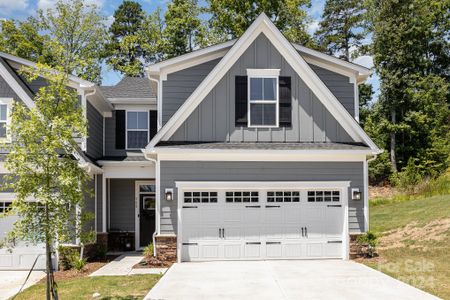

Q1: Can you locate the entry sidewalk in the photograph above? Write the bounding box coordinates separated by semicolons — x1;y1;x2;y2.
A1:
90;252;167;276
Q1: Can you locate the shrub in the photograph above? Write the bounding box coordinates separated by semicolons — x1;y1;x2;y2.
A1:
357;231;379;258
390;158;423;193
58;246;80;270
73;257;87;271
143;243;154;257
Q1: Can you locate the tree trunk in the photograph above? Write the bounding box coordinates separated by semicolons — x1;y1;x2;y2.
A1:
45;203;58;300
390;108;397;171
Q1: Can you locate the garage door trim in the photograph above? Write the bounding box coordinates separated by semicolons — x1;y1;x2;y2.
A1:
176;181;350;262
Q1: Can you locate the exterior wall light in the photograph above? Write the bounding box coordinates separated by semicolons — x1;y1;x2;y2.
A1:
165;188;174;201
351;188;361;201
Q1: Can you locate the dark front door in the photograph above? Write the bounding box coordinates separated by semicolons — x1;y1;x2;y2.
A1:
139;183;156;248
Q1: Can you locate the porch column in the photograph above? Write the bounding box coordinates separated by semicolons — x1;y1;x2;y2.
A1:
102;175;107;232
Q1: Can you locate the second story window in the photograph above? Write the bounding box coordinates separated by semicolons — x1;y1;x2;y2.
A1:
247;69;280;128
0;104;7;138
126;111;148;149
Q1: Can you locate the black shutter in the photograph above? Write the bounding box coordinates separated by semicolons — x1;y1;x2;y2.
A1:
150;110;157;140
115;110;125;149
235;76;248;126
279;76;292;127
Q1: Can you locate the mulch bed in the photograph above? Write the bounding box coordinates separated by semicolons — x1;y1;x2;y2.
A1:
38;262;106;283
133;257;174;269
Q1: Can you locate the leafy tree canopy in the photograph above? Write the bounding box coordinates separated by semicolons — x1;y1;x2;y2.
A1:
206;0;314;46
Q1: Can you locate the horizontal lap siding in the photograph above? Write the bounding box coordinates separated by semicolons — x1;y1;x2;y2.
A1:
109;179;135;232
160;161;365;235
83;178;96;232
104;111;127;156
309;64;355;116
96;174;103;232
86;102;103;159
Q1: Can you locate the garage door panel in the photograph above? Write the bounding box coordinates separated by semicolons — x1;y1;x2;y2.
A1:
284;226;302;239
244;226;261;241
201;244;220;259
180;187;345;261
0;255;13;267
182;244;199;260
283;243;304;258
224;244;241;259
266;242;282;258
244;243;261;258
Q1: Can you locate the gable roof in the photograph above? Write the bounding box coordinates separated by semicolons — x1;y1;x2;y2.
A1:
145;13;380;153
100;77;156;99
0;51;95;89
147;36;371;83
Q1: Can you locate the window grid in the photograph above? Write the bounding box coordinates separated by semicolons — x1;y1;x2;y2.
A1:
248;76;279;128
184;191;218;203
267;191;300;202
0;201;12;213
226;191;259;203
126;111;149;149
0;104;7;138
307;190;340;202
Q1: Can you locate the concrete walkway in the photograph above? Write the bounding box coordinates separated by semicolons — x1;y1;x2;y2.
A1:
145;260;439;300
0;270;46;300
90;252;167;276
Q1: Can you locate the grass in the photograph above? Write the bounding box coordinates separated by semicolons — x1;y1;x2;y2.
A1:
14;274;161;300
364;193;450;299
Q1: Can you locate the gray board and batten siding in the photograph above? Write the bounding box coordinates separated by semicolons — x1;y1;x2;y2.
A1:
168;34;354;143
161;34;356;134
159;161;365;235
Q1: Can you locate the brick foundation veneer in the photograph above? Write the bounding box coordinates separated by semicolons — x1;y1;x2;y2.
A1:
349;233;366;259
155;235;177;262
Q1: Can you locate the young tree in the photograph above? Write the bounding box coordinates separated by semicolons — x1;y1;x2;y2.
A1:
34;0;107;84
207;0;314;45
106;0;153;77
163;0;206;58
1;62;91;299
315;0;367;61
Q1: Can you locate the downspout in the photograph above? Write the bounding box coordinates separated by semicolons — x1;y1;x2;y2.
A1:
147;72;160;257
144;151;158;257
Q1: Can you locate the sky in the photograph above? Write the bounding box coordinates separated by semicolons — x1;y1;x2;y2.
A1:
0;0;379;96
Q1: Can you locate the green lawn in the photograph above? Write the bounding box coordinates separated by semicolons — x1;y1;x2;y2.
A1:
365;194;450;299
14;274;161;300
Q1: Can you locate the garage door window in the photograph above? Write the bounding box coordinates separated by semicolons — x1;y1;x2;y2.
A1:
184;191;218;203
226;191;259;203
307;190;340;202
0;201;12;213
267;191;300;202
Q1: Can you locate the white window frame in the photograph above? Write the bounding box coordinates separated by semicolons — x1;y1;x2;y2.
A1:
125;110;149;150
0;98;13;142
247;69;280;128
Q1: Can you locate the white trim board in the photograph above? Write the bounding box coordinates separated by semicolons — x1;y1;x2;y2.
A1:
145;13;380;153
155;149;372;162
0;61;35;109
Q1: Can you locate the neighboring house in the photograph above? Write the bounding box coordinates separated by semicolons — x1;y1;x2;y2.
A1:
0;14;380;268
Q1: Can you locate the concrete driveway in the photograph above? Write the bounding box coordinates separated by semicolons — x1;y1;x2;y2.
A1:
145;260;438;300
0;270;45;300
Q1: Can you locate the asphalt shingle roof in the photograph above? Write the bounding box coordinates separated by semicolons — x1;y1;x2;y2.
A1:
100;77;156;99
155;142;370;151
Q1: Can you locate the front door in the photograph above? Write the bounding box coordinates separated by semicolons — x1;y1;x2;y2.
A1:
137;182;156;249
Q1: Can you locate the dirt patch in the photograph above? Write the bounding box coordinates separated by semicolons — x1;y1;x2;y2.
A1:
369;185;397;199
380;218;450;250
39;262;106;283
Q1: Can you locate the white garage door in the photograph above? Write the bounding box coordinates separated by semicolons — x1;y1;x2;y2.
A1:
180;185;347;262
0;203;47;270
